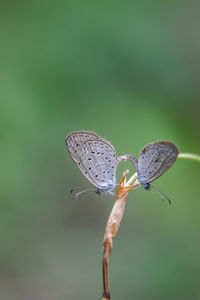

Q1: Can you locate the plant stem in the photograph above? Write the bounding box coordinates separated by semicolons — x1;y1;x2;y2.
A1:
102;171;138;299
178;153;200;162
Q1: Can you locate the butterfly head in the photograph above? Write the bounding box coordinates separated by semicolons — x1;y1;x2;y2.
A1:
143;183;151;191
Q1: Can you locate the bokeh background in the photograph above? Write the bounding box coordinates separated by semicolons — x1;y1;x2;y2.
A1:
0;1;200;299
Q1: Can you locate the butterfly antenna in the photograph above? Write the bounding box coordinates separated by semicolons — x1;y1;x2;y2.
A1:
70;186;82;194
150;185;172;205
74;188;96;199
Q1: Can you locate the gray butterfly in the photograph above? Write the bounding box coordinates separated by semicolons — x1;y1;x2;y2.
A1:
65;131;124;196
125;141;179;203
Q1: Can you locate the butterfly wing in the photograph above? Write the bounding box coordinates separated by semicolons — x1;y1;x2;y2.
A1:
65;131;99;164
65;131;102;186
137;141;179;185
81;139;119;191
65;131;119;191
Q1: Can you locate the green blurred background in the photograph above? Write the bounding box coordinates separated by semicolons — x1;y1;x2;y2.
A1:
0;1;200;299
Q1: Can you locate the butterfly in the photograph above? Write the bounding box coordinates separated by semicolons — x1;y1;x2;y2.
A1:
65;131;125;196
125;141;179;203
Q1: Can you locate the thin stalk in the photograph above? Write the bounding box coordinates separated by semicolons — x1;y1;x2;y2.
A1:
178;153;200;162
102;171;138;299
126;172;138;186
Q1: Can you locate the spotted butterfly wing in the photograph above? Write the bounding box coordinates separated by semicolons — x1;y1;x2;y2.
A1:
65;131;99;164
137;141;179;185
65;131;119;193
81;139;118;191
65;131;101;187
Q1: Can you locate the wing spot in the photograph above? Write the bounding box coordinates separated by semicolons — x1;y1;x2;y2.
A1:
108;160;111;162
91;151;95;154
89;167;91;170
95;175;98;177
107;171;110;173
105;157;108;160
101;152;104;155
112;166;114;168
88;158;92;160
97;152;100;154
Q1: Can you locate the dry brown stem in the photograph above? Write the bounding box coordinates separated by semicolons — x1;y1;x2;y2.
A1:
102;171;138;299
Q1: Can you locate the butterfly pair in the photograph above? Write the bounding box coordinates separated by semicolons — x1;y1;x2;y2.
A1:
65;131;179;201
